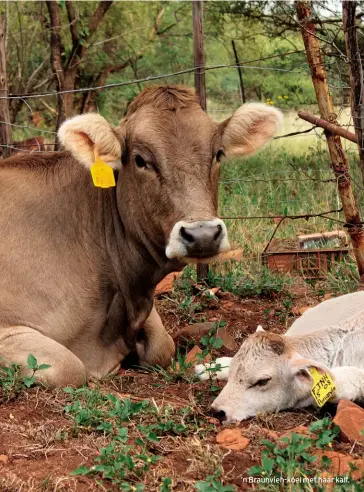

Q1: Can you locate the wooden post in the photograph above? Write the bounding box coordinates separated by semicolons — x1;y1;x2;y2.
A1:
343;1;364;185
192;0;206;111
192;0;209;281
0;16;12;159
296;1;364;280
231;40;246;103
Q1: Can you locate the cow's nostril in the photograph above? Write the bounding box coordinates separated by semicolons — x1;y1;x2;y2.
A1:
214;224;222;241
180;226;195;244
211;409;226;423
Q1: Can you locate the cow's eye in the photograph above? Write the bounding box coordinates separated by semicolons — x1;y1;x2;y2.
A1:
252;377;271;388
134;154;147;169
216;150;225;162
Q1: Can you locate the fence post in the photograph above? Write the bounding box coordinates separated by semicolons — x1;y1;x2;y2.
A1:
192;0;209;281
342;1;364;186
296;1;364;280
0;16;12;159
231;40;246;104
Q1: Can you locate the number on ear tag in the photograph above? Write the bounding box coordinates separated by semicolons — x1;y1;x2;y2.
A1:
90;158;116;188
309;367;335;407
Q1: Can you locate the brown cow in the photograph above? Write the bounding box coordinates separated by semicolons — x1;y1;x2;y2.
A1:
0;85;282;388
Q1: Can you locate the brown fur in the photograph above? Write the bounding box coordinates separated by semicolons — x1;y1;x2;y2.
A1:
126;85;199;116
0;85;281;388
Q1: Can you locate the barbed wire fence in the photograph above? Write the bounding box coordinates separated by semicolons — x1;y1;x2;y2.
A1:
1;1;364;286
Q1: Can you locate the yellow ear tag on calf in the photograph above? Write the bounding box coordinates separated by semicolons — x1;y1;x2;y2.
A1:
90;157;116;188
309;367;336;407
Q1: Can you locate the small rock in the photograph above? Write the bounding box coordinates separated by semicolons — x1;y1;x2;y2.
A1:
174;346;210;373
218;326;238;351
315;450;364;479
216;428;249;451
291;306;309;316
155;271;182;295
281;425;313;439
0;455;8;464
333;399;364;442
323;293;335;301
174;322;215;341
263;429;281;440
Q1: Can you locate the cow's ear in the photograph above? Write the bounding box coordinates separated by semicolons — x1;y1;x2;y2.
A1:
58;114;123;170
290;355;332;387
220;103;283;157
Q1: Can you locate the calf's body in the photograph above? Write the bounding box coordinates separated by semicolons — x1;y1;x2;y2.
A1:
205;292;364;421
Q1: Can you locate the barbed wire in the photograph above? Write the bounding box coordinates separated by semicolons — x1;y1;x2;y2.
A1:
0;59;309;100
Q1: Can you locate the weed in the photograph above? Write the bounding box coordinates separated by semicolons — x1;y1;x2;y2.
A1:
0;354;51;399
72;426;159;490
194;471;236;491
196;321;227;393
207;263;293;298
248;418;361;491
323;257;359;295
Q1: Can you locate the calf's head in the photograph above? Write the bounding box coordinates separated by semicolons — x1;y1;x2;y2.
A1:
59;85;282;263
211;328;333;422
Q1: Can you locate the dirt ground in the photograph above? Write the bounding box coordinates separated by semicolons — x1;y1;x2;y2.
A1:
0;283;357;491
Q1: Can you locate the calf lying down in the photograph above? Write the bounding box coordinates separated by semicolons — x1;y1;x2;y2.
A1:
196;291;364;422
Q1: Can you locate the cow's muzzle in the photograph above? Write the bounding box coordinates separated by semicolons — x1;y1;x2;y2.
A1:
165;218;230;260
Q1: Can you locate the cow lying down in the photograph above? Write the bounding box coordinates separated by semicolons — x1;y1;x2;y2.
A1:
196;291;364;422
0;85;282;388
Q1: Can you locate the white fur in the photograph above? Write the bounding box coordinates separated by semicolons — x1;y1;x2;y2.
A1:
195;357;233;381
58;113;122;170
286;291;364;336
199;293;364;422
165;218;230;260
222;103;283;157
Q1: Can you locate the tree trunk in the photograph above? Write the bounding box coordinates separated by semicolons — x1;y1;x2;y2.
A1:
296;1;364;280
342;1;364;186
0;16;12;158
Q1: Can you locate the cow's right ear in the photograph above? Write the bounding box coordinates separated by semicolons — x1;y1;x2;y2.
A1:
58;114;123;170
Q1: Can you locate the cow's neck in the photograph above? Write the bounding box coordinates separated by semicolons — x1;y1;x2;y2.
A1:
95;184;177;335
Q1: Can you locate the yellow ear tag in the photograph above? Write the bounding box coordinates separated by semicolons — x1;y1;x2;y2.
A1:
90;158;116;188
309;367;335;407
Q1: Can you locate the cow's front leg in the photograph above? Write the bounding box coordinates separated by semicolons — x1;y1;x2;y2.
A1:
136;304;175;368
0;326;86;388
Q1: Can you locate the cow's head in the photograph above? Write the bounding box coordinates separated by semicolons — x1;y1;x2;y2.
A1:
211;328;333;422
58;86;282;264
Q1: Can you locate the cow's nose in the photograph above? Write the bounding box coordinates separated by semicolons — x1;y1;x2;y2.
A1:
211;408;227;423
179;222;223;257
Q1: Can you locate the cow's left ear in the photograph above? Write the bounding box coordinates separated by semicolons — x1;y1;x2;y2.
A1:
290;355;332;387
58;114;123;170
219;103;283;157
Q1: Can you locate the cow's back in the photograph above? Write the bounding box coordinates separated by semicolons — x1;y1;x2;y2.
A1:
286;291;364;336
0;153;107;345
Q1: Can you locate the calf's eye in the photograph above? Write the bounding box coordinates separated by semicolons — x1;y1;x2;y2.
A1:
252;377;271;388
135;154;147;169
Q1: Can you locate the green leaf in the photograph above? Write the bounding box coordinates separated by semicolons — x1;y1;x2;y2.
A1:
38;363;51;371
27;354;38;370
70;465;91;476
23;376;35;388
262;456;275;475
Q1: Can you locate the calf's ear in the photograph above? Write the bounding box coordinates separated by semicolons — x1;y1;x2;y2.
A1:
58;114;124;170
220;103;283;157
290;355;332;387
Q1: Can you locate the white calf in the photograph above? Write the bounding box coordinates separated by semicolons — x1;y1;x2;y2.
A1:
196;292;364;422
